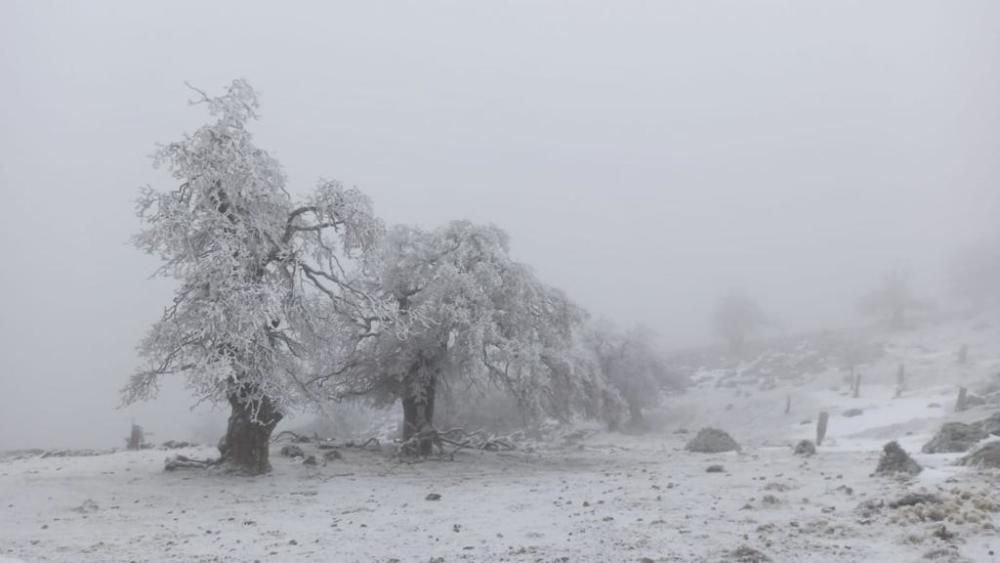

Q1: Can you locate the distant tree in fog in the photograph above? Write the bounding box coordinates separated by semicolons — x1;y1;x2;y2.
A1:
123;80;394;474
712;290;767;355
857;271;922;330
585;321;679;432
325;221;600;455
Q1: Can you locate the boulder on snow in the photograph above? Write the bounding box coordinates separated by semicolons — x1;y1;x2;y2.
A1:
842;408;864;418
958;442;1000;468
875;441;922;476
685;428;741;453
921;422;986;454
280;444;304;458
976;412;1000;436
964;394;987;409
793;439;816;456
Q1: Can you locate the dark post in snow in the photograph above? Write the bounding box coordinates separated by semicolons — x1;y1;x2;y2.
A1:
816;411;830;446
955;386;969;412
894;363;905;399
784;394;791;415
852;372;862;399
126;422;144;451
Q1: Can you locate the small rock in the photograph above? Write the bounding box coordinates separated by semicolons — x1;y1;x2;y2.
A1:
727;545;772;562
793;440;816;456
425;493;442;501
842;408;864;418
72;499;99;514
302;455;317;466
280;445;304;458
875;441;922;476
706;464;725;473
932;525;956;541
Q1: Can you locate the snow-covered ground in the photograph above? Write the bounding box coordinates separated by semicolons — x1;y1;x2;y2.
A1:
4;319;1000;562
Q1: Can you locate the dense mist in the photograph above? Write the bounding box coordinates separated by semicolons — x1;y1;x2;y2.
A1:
1;1;998;452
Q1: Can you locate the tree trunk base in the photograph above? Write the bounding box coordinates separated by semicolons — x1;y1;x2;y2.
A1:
217;390;282;475
402;376;436;457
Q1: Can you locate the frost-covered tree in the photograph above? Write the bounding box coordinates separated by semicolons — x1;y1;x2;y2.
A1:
857;272;921;330
712;290;767;355
330;221;597;455
585;321;677;431
123;80;389;474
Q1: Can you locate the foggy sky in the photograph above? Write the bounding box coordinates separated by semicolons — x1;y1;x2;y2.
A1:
1;1;998;450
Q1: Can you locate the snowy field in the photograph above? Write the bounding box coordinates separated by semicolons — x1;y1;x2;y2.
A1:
4;375;1000;563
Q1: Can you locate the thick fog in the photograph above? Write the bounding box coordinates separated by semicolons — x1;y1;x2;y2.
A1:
1;1;997;450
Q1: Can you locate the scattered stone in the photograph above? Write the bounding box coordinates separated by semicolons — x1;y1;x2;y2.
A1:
889;493;941;509
727;545;772;562
922;422;986;454
793;439;816;456
302;455;317;466
855;499;884;518
932;525;956;541
71;499;99;514
706;464;725;473
685;428;740;453
927;402;942;409
835;485;854;495
159;440;197;449
425;493;442;501
922;547;959;560
280;445;304;458
958;442;1000;468
842;408;864;418
875;441;922;476
323;450;343;462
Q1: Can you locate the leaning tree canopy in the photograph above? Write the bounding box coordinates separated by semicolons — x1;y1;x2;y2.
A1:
330;219;603;421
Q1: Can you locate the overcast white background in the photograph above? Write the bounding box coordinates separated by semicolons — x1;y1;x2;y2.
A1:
1;1;997;449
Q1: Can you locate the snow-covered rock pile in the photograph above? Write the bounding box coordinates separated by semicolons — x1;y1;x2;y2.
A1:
685;427;740;453
923;413;1000;454
959;442;1000;468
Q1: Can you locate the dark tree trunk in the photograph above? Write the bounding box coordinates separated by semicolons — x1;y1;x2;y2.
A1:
217;388;282;475
402;374;436;456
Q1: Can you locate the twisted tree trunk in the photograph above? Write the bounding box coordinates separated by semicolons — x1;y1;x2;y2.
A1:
218;386;282;475
402;374;436;456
